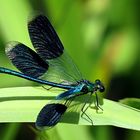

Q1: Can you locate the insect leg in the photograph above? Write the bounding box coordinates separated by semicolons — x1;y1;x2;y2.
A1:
42;81;67;90
95;92;103;112
81;93;93;125
42;85;53;90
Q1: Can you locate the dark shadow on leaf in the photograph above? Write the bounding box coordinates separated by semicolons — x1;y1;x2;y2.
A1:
61;111;80;124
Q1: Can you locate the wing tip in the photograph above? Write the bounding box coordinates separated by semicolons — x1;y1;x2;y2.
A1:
5;41;20;54
35;103;67;130
28;12;44;25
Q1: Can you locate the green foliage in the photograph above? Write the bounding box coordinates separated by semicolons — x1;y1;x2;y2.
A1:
119;98;140;110
0;0;140;140
0;87;139;131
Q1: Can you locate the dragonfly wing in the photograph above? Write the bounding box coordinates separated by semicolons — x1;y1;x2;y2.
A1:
36;103;67;129
5;41;48;78
42;51;83;84
28;14;83;84
28;14;64;60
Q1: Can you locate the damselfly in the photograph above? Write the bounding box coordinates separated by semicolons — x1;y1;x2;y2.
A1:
0;14;105;129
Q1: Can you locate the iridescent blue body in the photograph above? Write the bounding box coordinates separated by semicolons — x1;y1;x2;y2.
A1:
0;67;104;100
0;67;72;89
0;14;105;129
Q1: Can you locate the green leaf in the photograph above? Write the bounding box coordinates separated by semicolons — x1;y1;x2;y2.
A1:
78;98;140;131
119;98;140;110
0;87;140;131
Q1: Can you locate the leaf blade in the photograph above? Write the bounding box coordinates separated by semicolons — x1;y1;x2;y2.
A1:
0;87;140;131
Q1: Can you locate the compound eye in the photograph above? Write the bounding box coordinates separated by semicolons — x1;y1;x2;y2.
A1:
99;86;105;92
81;85;88;93
95;79;101;84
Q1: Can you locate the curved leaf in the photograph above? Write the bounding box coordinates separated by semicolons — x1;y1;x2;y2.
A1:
119;98;140;110
0;87;139;131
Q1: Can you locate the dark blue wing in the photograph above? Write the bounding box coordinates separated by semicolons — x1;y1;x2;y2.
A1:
28;14;64;60
36;103;67;129
28;14;83;84
5;41;48;78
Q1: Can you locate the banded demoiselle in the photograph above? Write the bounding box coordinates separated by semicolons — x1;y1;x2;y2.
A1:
0;14;105;129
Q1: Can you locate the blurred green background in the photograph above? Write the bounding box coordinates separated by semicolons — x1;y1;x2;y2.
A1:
0;0;140;140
